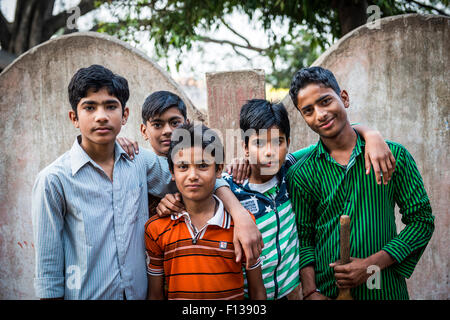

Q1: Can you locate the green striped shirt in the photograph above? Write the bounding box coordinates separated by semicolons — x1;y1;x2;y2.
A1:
223;165;300;299
286;132;434;300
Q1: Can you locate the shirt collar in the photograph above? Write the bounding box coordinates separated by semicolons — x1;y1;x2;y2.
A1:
171;195;231;229
70;135;131;176
316;129;365;160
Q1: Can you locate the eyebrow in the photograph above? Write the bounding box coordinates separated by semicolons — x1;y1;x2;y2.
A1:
301;94;331;111
151;116;183;123
81;99;120;105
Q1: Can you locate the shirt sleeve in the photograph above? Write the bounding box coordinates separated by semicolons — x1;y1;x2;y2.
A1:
214;177;229;191
144;219;164;276
31;171;66;299
286;165;318;270
382;146;435;279
286;144;317;170
140;148;177;198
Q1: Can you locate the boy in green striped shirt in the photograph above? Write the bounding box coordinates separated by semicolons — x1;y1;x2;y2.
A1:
223;99;397;300
287;66;434;300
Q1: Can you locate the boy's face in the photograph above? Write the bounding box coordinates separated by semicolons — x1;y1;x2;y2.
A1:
171;146;223;202
244;125;290;177
296;83;349;139
141;106;185;156
69;87;128;147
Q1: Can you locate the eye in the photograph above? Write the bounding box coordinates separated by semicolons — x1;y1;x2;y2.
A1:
199;162;209;169
106;105;117;110
84;106;95;111
170;120;182;127
321;98;332;105
302;107;312;115
152;123;162;129
253;139;264;147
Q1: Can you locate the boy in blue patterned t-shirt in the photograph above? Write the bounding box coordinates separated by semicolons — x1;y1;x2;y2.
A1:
222;99;303;300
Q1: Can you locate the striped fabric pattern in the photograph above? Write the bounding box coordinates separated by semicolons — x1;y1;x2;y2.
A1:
249;196;300;299
286;132;435;300
145;196;260;300
222;160;301;300
31;137;176;299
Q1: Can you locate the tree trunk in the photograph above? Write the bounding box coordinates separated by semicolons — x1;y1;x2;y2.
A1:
0;0;97;72
7;0;53;55
333;0;369;36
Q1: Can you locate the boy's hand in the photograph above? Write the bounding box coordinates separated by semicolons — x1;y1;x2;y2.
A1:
363;130;396;185
225;157;251;184
117;137;139;159
329;257;370;289
156;193;185;217
233;213;263;269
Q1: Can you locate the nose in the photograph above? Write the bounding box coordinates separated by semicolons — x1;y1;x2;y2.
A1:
162;122;172;135
264;142;273;158
316;106;328;122
187;167;199;181
94;107;108;122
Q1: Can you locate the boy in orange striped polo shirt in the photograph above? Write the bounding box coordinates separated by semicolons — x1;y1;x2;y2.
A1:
145;123;266;300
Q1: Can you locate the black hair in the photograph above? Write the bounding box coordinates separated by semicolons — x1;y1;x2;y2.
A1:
239;99;290;146
167;122;224;172
142;91;187;124
68;64;129;115
289;66;341;108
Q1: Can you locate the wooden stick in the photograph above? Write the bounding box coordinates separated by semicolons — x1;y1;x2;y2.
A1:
336;215;353;300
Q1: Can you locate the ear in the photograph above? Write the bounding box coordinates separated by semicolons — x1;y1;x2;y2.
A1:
286;137;291;149
140;123;149;141
340;90;350;109
69;110;79;128
242;141;249;158
121;107;129;125
215;163;224;177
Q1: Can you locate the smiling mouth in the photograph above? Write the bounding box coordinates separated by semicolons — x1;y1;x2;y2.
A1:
319;117;335;129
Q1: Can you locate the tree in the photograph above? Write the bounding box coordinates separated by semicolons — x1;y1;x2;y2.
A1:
94;0;449;87
0;0;99;69
1;0;448;86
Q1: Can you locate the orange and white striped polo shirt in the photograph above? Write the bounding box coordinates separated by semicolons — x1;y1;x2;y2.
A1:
145;195;260;300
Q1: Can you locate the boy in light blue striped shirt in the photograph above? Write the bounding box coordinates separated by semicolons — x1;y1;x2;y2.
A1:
31;64;177;299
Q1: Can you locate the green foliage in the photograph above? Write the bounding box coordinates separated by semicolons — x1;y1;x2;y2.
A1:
93;0;449;87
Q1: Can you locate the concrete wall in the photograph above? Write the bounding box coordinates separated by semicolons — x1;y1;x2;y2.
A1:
206;69;266;163
0;32;205;299
0;14;448;300
282;14;449;299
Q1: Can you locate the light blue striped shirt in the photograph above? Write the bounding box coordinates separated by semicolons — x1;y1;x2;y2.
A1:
31;136;177;300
